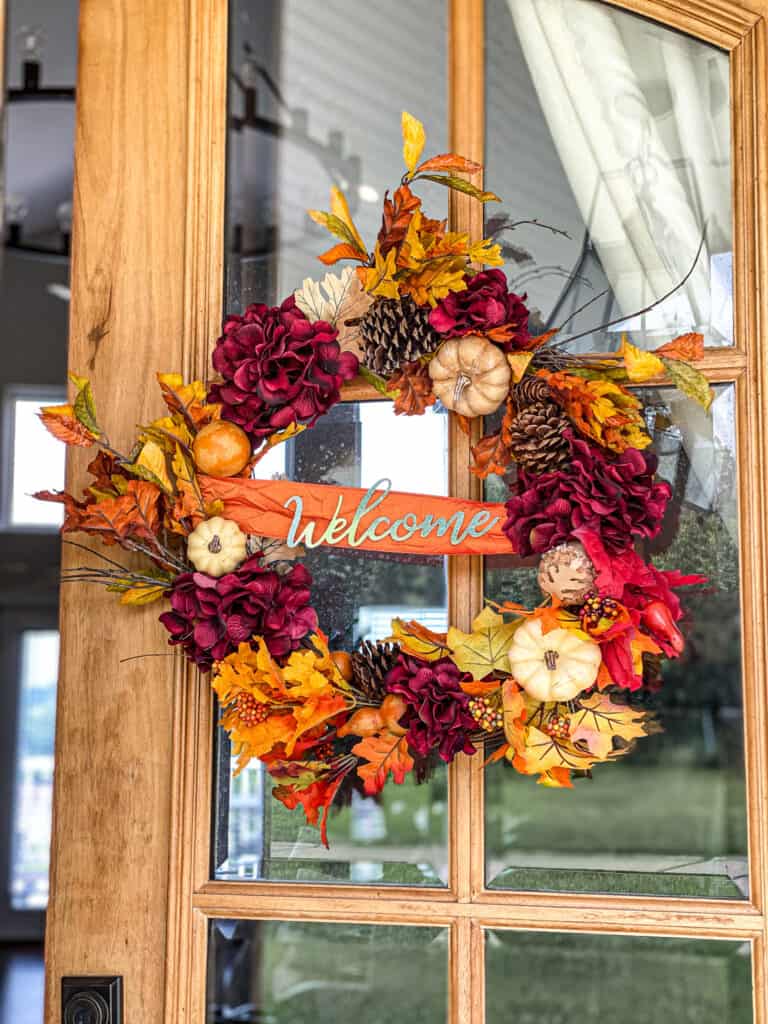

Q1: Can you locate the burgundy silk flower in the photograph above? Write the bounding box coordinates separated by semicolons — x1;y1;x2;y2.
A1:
504;433;672;556
159;557;318;671
386;655;476;763
208;295;359;443
428;269;531;350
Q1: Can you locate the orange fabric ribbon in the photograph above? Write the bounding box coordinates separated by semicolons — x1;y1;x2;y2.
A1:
200;475;514;556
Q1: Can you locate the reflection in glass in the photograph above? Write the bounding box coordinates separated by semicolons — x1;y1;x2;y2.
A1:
10;630;59;910
7;395;66;527
486;931;753;1023
207;919;449;1023
486;0;733;349
484;386;747;898
214;403;450;885
226;0;447;311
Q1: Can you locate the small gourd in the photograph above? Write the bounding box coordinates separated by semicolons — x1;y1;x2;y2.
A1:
507;617;601;703
428;336;511;417
187;516;247;577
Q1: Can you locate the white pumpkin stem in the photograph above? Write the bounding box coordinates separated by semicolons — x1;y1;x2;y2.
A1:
208;535;222;554
544;650;559;671
453;372;471;408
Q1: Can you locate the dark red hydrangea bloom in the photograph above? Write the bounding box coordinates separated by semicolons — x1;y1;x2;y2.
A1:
386;655;476;763
159;557;318;671
208;295;359;443
428;269;530;350
504;433;671;557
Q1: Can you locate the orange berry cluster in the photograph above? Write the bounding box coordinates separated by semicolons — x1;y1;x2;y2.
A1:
313;740;336;762
544;712;571;741
468;696;504;733
580;592;620;630
236;692;270;728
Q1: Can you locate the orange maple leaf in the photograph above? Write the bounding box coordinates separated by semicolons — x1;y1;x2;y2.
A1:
352;730;415;795
654;331;704;362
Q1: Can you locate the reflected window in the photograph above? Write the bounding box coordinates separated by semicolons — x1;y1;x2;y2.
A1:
9;629;59;910
3;390;66;528
486;0;732;350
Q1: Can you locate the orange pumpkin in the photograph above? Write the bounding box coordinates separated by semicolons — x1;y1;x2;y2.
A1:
192;420;252;478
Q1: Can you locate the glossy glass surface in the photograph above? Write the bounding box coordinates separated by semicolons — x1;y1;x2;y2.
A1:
9;630;59;910
484;385;747;898
487;0;733;349
226;0;447;311
213;403;450;884
207;919;449;1023
486;931;753;1023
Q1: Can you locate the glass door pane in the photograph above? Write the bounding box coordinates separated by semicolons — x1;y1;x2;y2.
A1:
214;0;450;885
207;919;450;1022
486;931;753;1023
213;403;451;884
484;385;746;898
486;0;733;350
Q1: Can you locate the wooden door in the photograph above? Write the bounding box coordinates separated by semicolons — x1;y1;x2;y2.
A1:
45;0;768;1021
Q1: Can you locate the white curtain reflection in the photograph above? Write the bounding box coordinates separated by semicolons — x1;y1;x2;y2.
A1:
508;0;732;342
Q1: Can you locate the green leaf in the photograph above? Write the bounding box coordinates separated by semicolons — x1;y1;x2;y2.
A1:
414;174;500;203
308;210;367;254
72;380;101;436
358;365;394;397
660;357;714;412
122;460;173;494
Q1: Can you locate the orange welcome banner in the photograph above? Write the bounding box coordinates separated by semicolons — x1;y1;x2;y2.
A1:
200;476;514;556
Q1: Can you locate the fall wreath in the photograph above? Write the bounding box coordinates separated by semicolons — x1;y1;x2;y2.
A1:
38;114;708;845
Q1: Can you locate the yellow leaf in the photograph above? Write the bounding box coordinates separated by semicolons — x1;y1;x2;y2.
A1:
507;353;533;383
389;619;451;661
401;111;426;175
119;583;166;606
620;335;664;382
253;422;308;465
447;606;520;679
359;243;400;299
569;691;652;756
660;357;714;413
135;440;174;493
468;238;504;266
330;186;366;254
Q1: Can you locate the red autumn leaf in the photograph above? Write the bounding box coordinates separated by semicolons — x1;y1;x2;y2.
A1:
413;153;483;176
39;409;96;447
352;730;415;795
272;773;347;848
318;242;369;266
377;183;422;255
41;479;163;545
654;331;704;362
388;361;436;416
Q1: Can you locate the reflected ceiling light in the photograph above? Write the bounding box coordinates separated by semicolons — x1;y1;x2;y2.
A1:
358;184;379;203
46;284;71;302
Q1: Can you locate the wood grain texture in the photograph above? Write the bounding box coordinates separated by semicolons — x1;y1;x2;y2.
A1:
603;0;761;47
43;1;204;1021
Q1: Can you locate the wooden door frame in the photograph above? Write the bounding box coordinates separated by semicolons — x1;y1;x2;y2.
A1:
45;1;768;1022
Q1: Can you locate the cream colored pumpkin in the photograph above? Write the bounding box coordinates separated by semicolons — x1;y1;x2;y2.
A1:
508;618;601;703
428;335;511;416
187;516;247;577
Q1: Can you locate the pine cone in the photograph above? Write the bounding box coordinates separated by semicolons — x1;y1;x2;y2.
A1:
508;400;571;473
359;296;441;376
351;640;401;702
511;376;552;408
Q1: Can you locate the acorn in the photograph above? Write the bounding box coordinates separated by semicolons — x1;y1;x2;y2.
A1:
331;650;354;682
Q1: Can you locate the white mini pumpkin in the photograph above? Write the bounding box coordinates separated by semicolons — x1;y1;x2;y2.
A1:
428;335;511;416
508;618;601;703
187;516;248;577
